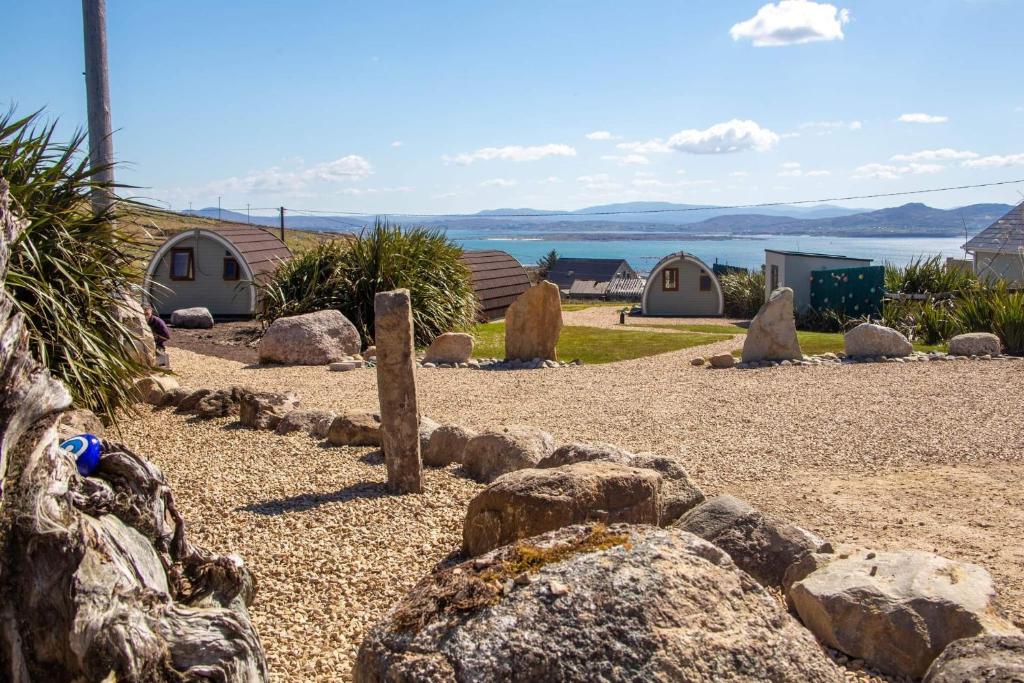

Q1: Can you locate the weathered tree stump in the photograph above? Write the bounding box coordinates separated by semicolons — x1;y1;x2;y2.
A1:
0;179;268;681
374;289;423;494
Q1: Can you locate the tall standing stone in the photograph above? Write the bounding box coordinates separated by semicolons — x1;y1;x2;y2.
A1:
741;287;802;363
374;289;423;494
504;280;562;361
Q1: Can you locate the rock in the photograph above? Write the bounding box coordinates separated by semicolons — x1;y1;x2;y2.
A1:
674;495;829;587
58;408;104;438
275;409;336;437
535;442;634;469
462;426;556;483
158;386;192;408
113;291;157;367
462;462;662;556
361;345;376;360
374;289;423;495
742;287;802;363
134;374;180;405
924;635;1024;682
948;332;1001;357
175;387;213;413
844;323;913;358
789;549;1021;678
628;453;705;524
690;357;705;366
504;281;562;361
169;307;214;329
238;390;299;430
709;353;735;368
423;332;474;364
258;309;361;365
327;411;382;447
194;387;244;419
329;361;362;372
423;424;477;467
355;524;844;682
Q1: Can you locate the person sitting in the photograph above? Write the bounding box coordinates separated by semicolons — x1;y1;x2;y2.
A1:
143;305;170;351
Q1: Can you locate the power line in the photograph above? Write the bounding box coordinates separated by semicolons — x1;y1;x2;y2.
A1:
282;177;1024;219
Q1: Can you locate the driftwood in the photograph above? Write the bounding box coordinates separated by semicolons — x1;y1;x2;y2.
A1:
0;179;268;681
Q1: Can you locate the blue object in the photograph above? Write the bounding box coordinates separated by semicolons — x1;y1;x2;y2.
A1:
60;433;103;477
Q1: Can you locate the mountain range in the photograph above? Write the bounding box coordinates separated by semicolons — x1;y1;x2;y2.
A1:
182;201;1013;239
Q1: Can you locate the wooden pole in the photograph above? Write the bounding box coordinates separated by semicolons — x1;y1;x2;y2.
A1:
279;206;285;242
82;0;115;215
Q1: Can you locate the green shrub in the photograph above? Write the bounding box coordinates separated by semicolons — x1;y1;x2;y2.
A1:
1;110;150;421
719;269;765;318
916;299;961;345
258;221;477;347
884;255;976;295
989;288;1024;355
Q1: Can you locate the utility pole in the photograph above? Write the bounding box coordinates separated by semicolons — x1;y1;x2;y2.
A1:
217;196;222;221
247;203;251;224
82;0;115;215
279;206;286;242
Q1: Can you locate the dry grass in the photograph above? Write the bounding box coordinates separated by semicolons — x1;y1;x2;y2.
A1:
116;320;1024;681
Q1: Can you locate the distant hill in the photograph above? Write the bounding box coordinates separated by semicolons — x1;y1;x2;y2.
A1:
176;201;1013;238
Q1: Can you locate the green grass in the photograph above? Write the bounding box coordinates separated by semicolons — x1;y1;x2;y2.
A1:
728;330;945;356
470;322;731;364
638;322;748;334
560;301;633;312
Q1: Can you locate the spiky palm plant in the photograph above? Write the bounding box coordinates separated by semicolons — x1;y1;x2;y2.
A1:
0;109;150;421
719;269;766;318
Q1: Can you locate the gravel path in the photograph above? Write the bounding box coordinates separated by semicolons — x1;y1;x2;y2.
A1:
118;329;1024;682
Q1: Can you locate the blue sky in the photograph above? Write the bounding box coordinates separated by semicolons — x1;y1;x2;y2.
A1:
5;1;1024;215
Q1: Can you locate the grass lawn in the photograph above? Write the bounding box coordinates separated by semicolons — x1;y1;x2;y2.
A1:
560;301;634;312
719;329;944;356
471;322;731;364
638;322;748;334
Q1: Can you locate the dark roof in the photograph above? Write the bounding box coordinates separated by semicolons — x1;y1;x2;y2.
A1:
964;202;1024;253
766;249;871;262
546;257;632;289
460;250;530;321
205;225;292;282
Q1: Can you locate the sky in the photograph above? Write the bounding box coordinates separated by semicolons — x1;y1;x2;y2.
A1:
5;1;1024;216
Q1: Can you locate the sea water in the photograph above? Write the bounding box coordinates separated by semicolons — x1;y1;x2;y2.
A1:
446;230;968;274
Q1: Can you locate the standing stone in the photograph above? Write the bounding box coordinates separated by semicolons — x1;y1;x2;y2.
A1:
742;287;802;363
504;281;562;361
374;289;422;494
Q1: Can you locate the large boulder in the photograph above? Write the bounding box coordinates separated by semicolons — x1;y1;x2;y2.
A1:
423;424;477;467
238;390;299;430
742;287;802;363
536;442;634;469
462;462;662;556
193;386;246;419
258;310;360;365
504;281;562;361
948;332;1001;357
355;524;843;682
462;426;556;483
327;411;382;447
275;409;336;437
628;452;705;524
170;307;214;329
789;549;1021;678
175;387;213;413
134;374;180;405
924;635;1024;682
674;495;830;587
423;332;473;364
844;323;913;358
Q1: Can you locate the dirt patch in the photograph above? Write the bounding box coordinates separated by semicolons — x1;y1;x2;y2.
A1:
166;320;261;364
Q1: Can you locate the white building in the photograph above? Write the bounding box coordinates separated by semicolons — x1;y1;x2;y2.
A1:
641;252;723;316
764;250;872;312
963;202;1024;285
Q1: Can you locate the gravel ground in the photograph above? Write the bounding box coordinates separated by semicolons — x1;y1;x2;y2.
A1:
118;326;1024;682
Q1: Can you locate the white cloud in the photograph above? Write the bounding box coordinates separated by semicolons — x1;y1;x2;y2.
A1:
307;156;374;182
730;0;850;47
891;148;979;162
391;140;403;148
781;162;802;169
805;170;831;177
849;120;863;130
665;119;780;154
585;130;619;140
631;177;714;189
600;153;650;166
576;173;623;192
729;170;750;177
338;186;413;196
442;143;576;165
617;138;673;154
962;153;1024;168
479;178;518;188
853;162;944;180
540;176;563;184
777;162;830;178
897;113;949;124
209;155;373;195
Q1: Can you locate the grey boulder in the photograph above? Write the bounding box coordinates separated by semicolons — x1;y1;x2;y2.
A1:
238;390;299;430
327;411;382;447
423;332;473;364
170;307;214;329
275;409;336;437
355;524;843;682
924;635;1024;682
462;426;556;483
844;323;913;358
423;424;477;467
258;309;361;365
948;332;1001;357
742;287;802;363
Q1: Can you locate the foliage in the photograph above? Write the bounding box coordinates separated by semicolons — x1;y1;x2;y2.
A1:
987;287;1024;355
258;221;477;347
884;255;976;295
1;110;151;421
536;249;558;279
793;306;868;333
719;269;766;318
470;322;730;364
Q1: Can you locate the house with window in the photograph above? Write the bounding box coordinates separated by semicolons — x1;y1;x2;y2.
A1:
963;201;1024;285
144;226;292;318
641;252;723;316
546;257;637;294
764;250;871;312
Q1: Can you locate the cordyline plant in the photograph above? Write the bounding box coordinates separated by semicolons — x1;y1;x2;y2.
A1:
258;220;478;347
0;109;151;421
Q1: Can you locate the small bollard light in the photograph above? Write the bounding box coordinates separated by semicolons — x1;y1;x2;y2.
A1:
619;310;626;325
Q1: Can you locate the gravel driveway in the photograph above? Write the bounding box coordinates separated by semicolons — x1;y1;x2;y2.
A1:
118;329;1024;682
